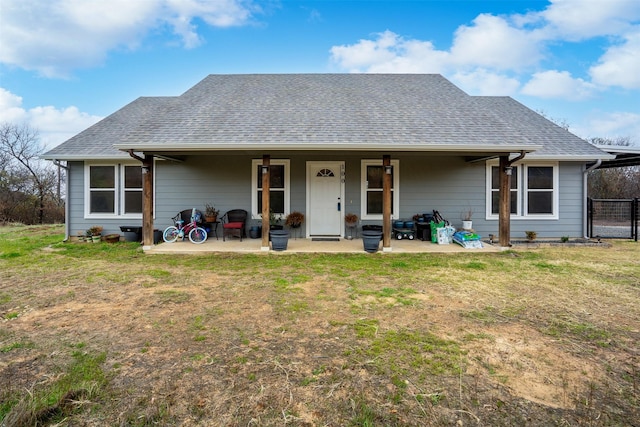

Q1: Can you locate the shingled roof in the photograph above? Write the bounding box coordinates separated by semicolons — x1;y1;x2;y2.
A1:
43;74;610;160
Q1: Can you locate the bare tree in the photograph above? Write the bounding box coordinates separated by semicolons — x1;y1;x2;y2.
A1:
588;136;631;147
535;109;570;130
0;123;64;224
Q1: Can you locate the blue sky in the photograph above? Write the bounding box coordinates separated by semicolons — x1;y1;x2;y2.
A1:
1;0;639;148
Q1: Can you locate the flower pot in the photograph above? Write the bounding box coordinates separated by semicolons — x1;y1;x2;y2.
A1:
462;220;472;230
91;235;101;243
362;230;382;253
205;216;217;223
270;230;289;251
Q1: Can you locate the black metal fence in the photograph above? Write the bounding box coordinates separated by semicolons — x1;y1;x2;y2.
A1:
587;198;638;241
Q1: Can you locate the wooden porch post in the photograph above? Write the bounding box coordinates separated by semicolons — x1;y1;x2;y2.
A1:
142;154;154;248
382;155;392;251
261;155;270;250
498;155;512;248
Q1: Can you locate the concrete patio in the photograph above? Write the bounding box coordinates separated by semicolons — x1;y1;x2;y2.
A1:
145;236;500;254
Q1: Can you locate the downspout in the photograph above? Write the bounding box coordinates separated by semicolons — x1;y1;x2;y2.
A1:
53;160;70;242
583;159;602;239
128;149;144;163
508;151;527;167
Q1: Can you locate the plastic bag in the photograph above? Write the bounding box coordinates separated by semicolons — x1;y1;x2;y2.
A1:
436;227;450;244
430;221;444;243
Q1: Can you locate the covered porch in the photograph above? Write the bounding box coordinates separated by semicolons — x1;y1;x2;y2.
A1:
132;150;530;252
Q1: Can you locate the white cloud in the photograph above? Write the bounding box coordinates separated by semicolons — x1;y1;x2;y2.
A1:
330;17;542;76
0;88;102;149
0;88;27;123
0;0;257;77
450;14;543;70
590;30;640;89
584;111;640;143
540;0;640;40
166;0;256;48
451;70;521;96
521;70;597;100
330;31;402;72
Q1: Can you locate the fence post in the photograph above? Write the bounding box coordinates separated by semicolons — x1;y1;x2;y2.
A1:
587;198;592;238
631;197;640;242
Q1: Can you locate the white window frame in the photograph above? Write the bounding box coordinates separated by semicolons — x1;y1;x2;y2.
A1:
485;161;558;220
121;164;143;216
360;159;400;220
488;163;522;217
251;159;290;219
84;162;145;219
523;164;559;218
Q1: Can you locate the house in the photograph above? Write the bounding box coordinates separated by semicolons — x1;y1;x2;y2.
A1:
42;74;613;250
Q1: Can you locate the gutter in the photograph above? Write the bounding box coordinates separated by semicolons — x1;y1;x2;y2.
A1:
583;159;602;239
112;142;543;153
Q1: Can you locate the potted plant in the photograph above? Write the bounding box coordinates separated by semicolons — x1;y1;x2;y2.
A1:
285;211;304;228
345;213;358;227
104;233;120;243
204;204;219;222
344;213;358;240
265;209;282;231
525;230;537;241
460;207;474;230
87;226;103;243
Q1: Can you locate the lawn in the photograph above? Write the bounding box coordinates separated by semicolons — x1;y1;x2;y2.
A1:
1;224;639;426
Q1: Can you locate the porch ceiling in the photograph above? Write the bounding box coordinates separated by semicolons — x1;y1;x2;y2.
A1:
591;146;640;169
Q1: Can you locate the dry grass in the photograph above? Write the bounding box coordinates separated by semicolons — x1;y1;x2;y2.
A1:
1;224;639;426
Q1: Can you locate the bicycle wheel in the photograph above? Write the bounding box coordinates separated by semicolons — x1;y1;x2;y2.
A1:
189;227;207;244
163;226;180;243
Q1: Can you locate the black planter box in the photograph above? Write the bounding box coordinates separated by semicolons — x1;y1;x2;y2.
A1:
120;226;142;242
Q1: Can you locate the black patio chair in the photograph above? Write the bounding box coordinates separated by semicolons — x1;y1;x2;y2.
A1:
221;209;248;241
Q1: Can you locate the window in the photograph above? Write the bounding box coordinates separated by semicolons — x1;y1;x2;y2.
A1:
251;159;290;218
526;166;554;215
490;165;519;216
123;165;143;214
85;163;144;218
88;165;116;214
361;160;399;219
486;162;558;219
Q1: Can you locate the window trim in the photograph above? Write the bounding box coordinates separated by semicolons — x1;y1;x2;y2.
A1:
84;162;146;219
485;161;558;220
360;159;400;220
488;163;522;217
121;165;143;216
251;159;290;219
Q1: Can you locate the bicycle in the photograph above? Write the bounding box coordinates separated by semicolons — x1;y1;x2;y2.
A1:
163;208;208;244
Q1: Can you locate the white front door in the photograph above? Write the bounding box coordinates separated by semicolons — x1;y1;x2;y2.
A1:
307;161;344;236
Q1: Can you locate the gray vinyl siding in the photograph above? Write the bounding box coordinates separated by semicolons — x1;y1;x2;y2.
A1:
66;155;587;240
67;161;87;237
